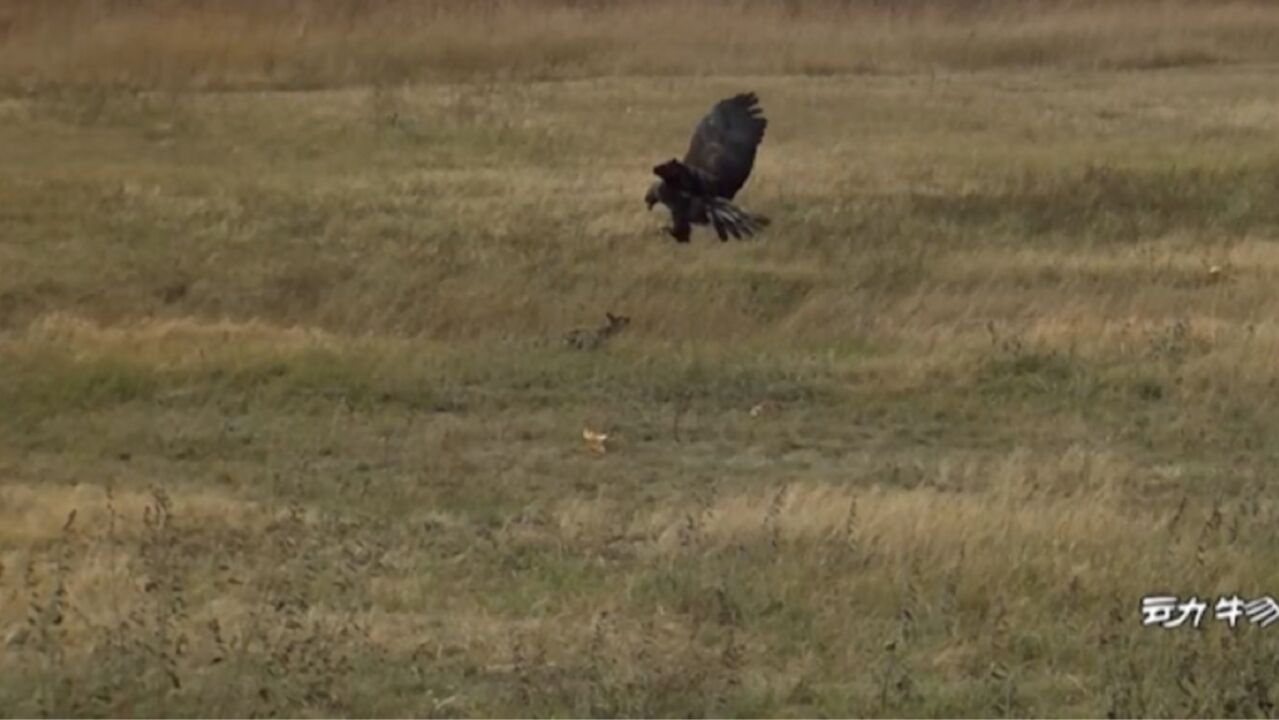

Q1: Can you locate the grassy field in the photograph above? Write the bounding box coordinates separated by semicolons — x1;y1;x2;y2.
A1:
6;1;1279;716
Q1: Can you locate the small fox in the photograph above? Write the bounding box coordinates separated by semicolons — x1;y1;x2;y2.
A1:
563;312;630;350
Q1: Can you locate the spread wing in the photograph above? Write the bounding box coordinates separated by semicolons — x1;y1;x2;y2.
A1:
682;92;767;200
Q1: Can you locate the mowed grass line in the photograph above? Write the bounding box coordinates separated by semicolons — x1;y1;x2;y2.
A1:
5;57;1279;716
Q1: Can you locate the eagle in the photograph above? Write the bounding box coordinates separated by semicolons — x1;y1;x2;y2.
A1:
645;92;770;243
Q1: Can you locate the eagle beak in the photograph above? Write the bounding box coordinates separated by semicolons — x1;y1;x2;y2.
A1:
644;182;662;210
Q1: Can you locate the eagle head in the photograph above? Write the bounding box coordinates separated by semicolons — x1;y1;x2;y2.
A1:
644;182;661;210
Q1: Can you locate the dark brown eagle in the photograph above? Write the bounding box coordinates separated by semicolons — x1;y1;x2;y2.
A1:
645;92;770;243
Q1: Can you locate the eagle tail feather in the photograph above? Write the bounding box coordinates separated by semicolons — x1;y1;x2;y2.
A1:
707;198;767;240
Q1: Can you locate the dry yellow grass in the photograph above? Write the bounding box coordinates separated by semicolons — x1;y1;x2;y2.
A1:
4;1;1279;716
4;0;1279;91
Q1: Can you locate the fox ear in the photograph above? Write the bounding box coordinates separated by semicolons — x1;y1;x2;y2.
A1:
606;312;617;322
